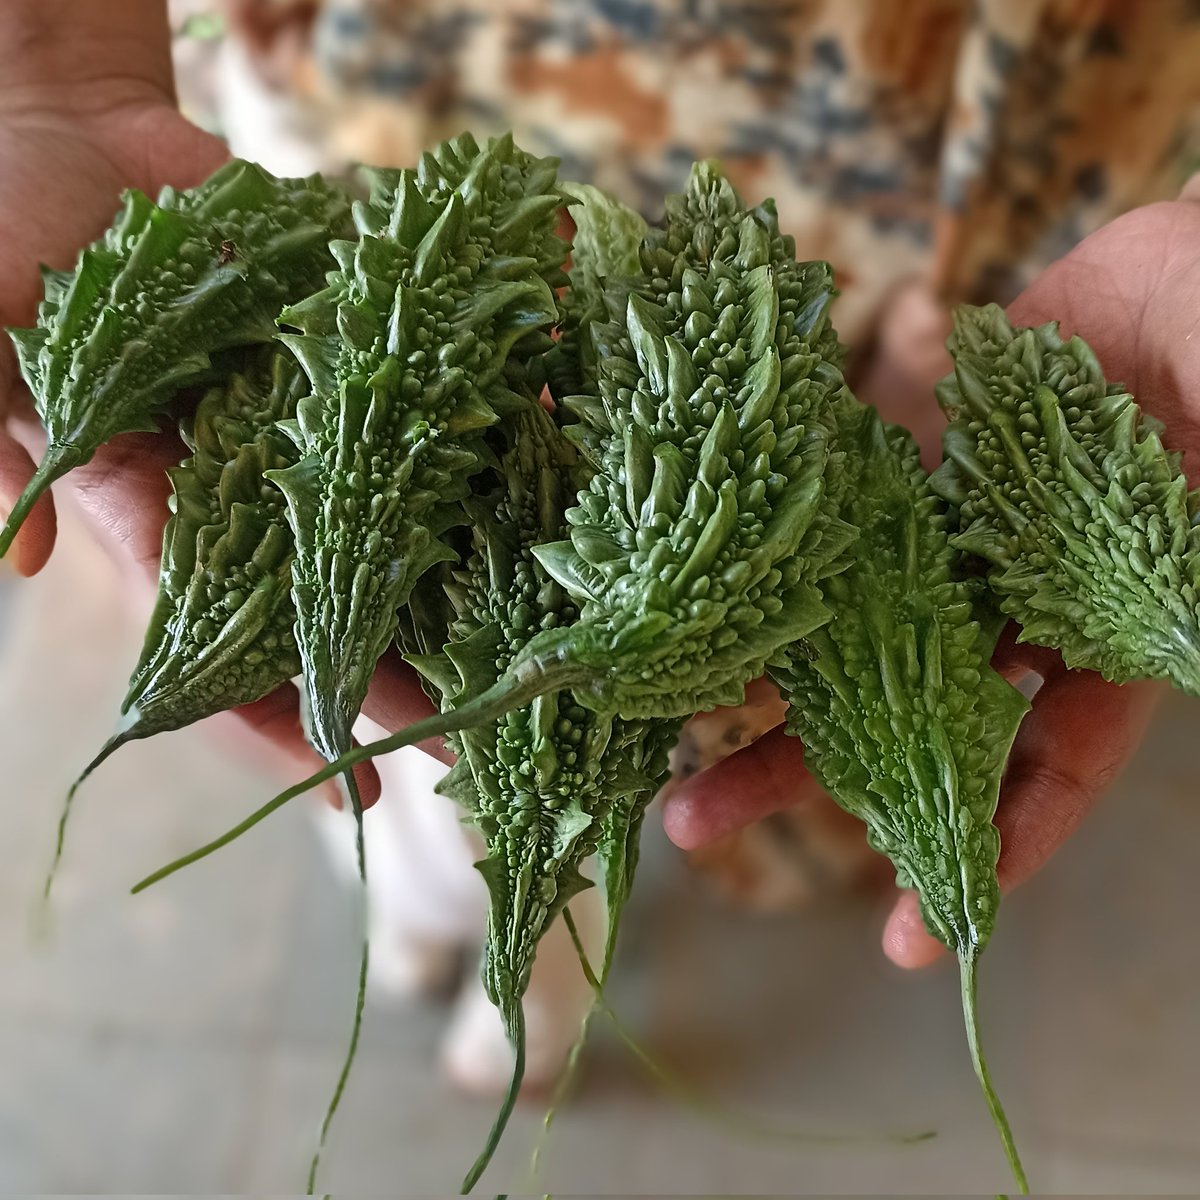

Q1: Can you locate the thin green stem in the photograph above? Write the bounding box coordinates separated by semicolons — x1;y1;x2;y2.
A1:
131;661;591;894
461;1000;526;1195
43;729;136;904
527;972;598;1187
959;951;1029;1195
307;769;370;1195
560;908;934;1149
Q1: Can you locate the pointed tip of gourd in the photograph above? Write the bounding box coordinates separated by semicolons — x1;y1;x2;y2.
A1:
461;997;526;1195
42;724;141;906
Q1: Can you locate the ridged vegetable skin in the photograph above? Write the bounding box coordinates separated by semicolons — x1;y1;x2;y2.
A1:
1;160;352;558
123;347;304;734
271;134;567;765
770;392;1031;1189
404;401;679;1190
44;346;307;900
530;162;855;718
931;303;1200;694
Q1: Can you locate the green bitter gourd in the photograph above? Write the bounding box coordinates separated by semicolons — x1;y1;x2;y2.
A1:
1;160;352;557
403;401;677;1191
930;303;1200;693
139;163;859;900
546;181;648;399
46;345;306;896
769;391;1031;1192
268;132;567;768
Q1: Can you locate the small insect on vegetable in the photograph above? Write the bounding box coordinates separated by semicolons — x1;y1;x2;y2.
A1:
769;391;1031;1192
1;160;352;558
931;303;1200;694
44;346;307;898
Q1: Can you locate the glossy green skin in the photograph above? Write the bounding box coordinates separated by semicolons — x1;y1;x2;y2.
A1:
120;347;305;740
528;163;853;719
771;394;1029;957
931;303;1200;695
2;161;352;555
406;403;676;1025
270;134;568;761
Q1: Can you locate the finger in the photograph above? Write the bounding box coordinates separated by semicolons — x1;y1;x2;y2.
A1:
661;724;825;851
992;672;1160;893
361;644;454;766
0;424;56;575
882;892;947;970
990;620;1070;681
231;686;382;812
0;348;56;574
881;668;1161;969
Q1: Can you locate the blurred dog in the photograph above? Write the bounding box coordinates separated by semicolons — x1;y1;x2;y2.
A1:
182;0;879;1098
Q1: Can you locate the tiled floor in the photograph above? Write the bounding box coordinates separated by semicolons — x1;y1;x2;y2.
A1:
2;499;1199;1196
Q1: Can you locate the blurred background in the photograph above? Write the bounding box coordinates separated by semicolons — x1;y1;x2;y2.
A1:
2;0;1200;1193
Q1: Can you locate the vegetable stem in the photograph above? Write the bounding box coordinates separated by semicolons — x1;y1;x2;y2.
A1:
131;661;591;894
43;728;137;903
960;951;1029;1194
560;908;936;1148
307;769;370;1195
461;999;526;1194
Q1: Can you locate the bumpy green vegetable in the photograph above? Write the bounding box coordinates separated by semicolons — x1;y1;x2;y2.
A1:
931;303;1200;693
321;162;850;735
546;182;648;399
144;164;858;887
125;347;304;732
769;392;1030;1192
526;162;853;717
401;401;677;1190
45;346;305;898
1;160;352;558
269;133;567;766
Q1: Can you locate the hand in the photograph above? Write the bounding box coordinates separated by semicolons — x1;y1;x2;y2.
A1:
662;184;1200;967
0;2;443;808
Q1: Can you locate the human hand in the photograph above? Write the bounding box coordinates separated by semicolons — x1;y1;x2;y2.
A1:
0;2;443;807
662;184;1200;967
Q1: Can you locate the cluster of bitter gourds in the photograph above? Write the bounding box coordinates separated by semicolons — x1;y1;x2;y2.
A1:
7;132;1200;1198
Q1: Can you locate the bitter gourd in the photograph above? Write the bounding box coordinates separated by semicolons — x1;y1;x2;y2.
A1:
46;346;305;896
769;391;1031;1192
1;161;352;558
546;182;648;400
401;401;677;1190
931;303;1200;694
153;164;859;889
268;133;567;768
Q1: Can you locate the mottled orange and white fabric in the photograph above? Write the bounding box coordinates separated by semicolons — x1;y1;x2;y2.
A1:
228;0;1200;342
